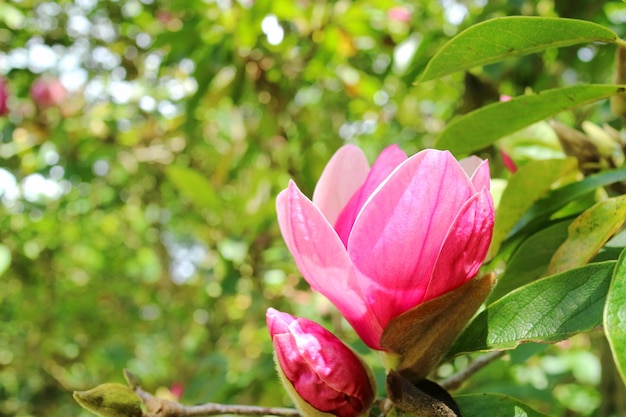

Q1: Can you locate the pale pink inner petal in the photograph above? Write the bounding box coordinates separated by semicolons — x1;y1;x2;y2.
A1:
469;158;491;191
276;182;383;349
347;150;476;329
424;188;494;300
458;155;483;177
313;145;370;226
334;145;407;247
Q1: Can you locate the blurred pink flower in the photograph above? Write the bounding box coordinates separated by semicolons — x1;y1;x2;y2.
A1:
388;6;411;23
30;77;66;108
0;78;8;116
276;145;494;349
267;308;374;417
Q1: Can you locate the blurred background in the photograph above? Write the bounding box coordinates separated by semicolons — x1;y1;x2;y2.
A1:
1;1;626;416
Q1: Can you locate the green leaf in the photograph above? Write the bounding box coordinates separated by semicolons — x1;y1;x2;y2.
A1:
604;248;626;385
489;220;571;302
510;166;626;239
418;17;619;83
548;195;626;275
490;158;577;257
165;165;219;209
455;393;549;417
436;85;626;155
449;262;615;356
0;244;11;277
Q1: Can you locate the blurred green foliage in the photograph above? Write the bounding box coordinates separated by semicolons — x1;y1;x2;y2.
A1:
1;0;626;416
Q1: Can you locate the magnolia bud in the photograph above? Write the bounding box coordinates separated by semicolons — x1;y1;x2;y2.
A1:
73;383;142;417
30;77;66;108
267;308;375;417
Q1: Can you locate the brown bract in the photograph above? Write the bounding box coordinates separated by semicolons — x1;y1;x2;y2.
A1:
380;272;496;382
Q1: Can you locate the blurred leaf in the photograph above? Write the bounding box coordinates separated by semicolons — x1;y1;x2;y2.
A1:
604;248;626;385
165;165;219;209
455;393;549;417
490;220;571;302
0;3;25;29
0;244;11;276
418;17;618;83
548;195;626;275
449;262;615;355
436;85;626;155
490;158;577;257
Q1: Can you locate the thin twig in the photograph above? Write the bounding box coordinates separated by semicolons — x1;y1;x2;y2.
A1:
440;351;507;391
124;369;301;417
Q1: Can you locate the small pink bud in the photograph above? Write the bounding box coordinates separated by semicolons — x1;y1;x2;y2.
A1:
169;382;184;400
0;78;8;116
500;149;517;173
30;77;67;108
267;308;375;417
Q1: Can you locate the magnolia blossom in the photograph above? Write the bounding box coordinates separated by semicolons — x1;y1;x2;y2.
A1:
276;145;494;349
267;308;374;417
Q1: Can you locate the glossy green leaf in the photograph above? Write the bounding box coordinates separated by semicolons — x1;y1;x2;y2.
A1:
165;165;219;209
489;220;571;302
436;85;626;155
455;393;549;417
489;158;577;257
449;262;615;356
418;17;618;82
604;248;626;385
509;165;626;239
548;195;626;275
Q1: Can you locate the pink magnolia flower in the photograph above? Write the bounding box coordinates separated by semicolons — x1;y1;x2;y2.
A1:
0;78;8;116
267;308;375;417
276;145;494;350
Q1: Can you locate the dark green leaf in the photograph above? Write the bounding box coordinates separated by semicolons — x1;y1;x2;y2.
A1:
449;262;615;355
509;166;626;239
604;248;626;385
455;393;549;417
418;17;618;82
490;158;577;257
548;195;626;275
436;85;626;155
489;220;571;302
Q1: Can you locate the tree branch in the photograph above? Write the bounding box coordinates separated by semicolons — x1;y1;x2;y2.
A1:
439;351;506;391
124;370;301;417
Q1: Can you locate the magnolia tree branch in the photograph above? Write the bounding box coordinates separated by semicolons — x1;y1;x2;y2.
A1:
439;350;507;391
124;370;301;417
121;351;504;417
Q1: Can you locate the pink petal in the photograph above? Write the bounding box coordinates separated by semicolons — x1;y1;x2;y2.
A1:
424;188;494;300
347;150;477;328
469;158;491;191
313;145;371;226
458;156;491;191
276;181;383;348
334;145;407;246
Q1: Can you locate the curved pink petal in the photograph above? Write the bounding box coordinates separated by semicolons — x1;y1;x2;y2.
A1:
424;188;494;300
334;145;407;246
347;150;477;328
469;158;491;191
312;145;370;226
277;181;383;348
